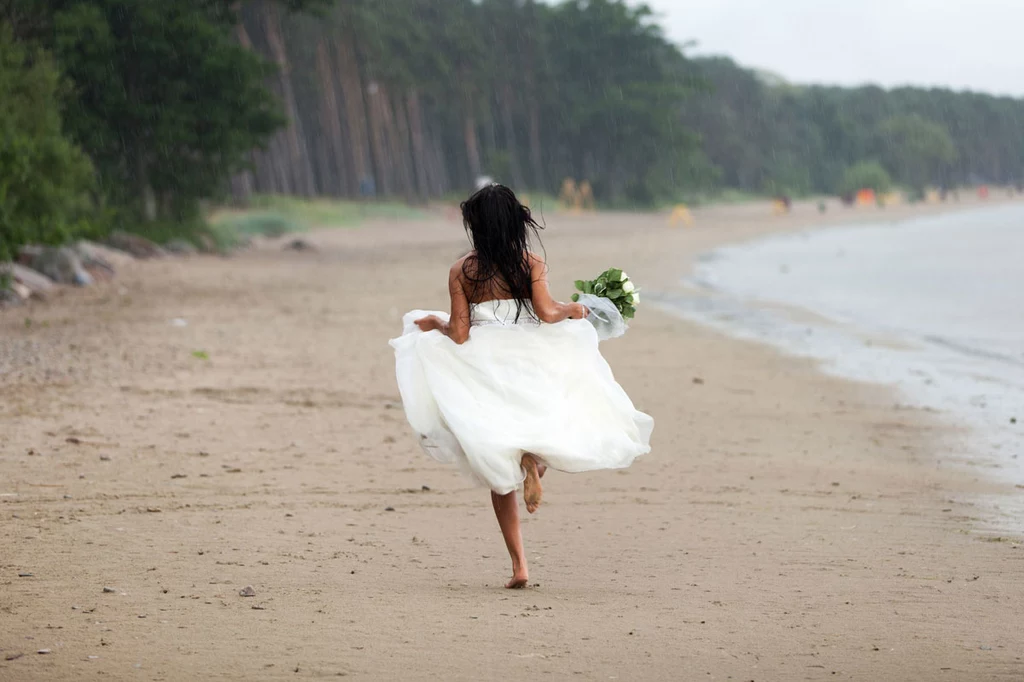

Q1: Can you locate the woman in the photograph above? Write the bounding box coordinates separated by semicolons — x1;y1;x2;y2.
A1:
390;184;653;588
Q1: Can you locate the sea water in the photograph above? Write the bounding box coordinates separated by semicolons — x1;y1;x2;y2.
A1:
661;203;1024;485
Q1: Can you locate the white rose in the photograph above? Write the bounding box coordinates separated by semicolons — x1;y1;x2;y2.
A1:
622;280;635;293
630;291;640;304
619;271;629;282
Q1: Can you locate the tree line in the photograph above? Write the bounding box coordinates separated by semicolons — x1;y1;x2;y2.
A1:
3;0;1024;262
685;56;1024;199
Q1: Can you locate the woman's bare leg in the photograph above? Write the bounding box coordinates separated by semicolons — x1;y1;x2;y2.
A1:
491;490;528;588
521;453;543;514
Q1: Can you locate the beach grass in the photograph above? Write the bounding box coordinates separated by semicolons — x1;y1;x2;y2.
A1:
204;195;429;249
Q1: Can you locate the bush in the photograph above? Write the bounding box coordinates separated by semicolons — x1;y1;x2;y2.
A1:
839;161;893;197
0;27;96;262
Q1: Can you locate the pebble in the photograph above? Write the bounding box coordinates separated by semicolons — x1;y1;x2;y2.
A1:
18;572;33;577
239;585;257;597
37;649;51;655
102;587;116;593
385;507;395;512
283;239;315;252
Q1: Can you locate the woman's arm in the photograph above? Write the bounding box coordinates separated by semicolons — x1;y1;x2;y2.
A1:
414;263;472;344
529;254;588;323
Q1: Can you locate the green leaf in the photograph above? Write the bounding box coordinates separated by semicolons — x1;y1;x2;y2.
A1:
571;293;579;302
191;350;210;360
574;280;587;292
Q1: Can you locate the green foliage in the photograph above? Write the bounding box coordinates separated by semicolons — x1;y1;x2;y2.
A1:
574;268;637;320
685;57;1022;197
302;0;707;204
539;0;706;203
840;161;893;196
875;114;957;194
5;0;1024;265
0;0;300;259
0;26;95;262
48;0;284;222
202;194;426;250
245;195;427;227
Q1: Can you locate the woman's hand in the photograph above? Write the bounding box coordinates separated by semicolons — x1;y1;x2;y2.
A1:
571;303;590;320
414;315;442;332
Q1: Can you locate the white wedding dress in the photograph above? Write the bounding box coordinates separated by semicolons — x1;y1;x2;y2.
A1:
389;299;654;494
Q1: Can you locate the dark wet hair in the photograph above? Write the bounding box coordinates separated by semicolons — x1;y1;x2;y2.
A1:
460;184;542;321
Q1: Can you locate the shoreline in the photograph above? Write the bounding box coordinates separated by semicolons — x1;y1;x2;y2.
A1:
2;197;1022;680
652;200;1024;527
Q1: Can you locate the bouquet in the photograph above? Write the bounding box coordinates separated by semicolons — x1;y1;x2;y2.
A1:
572;268;639;318
571;268;639;340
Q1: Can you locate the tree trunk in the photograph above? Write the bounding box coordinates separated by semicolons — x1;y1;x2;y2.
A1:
385;87;415;201
528;98;544;191
335;39;372;196
259;1;316;196
484;98;498;168
365;83;393;196
422;112;448;197
501;83;525;189
406;90;431;200
464;112;482;183
229;5;255;201
314;39;347;196
229;171;253;204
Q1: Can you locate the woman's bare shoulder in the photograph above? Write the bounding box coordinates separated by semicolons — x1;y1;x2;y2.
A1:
450;251;473;272
526;252;549;280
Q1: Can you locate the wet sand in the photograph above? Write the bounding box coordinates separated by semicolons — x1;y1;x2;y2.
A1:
1;198;1021;680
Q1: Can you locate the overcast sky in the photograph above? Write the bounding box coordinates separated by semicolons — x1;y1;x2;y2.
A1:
630;0;1023;97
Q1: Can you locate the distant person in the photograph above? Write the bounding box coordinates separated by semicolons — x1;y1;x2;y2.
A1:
359;175;376;199
579;180;595;211
559;177;579;210
389;184;652;588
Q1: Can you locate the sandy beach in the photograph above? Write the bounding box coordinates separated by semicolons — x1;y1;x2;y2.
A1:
2;198;1022;681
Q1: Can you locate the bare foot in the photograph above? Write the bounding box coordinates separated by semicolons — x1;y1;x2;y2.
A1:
521;454;543;514
505;572;529;589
